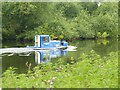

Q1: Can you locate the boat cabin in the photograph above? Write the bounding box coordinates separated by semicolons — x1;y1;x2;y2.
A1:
35;35;68;48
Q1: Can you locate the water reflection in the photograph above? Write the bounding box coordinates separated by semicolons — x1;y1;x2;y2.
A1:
0;52;32;57
2;49;68;73
2;39;118;73
35;49;67;64
96;39;110;46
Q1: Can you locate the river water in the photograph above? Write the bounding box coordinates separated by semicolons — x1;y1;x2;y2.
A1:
2;39;118;73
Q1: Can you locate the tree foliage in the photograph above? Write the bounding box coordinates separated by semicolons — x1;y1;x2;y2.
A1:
2;2;118;41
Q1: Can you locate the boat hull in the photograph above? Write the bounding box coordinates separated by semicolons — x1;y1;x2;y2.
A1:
33;46;67;50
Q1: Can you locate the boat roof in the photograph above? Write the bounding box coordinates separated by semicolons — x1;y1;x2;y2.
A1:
35;35;49;37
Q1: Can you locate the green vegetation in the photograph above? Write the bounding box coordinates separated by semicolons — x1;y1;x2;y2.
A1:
2;50;118;88
2;2;118;88
2;2;118;41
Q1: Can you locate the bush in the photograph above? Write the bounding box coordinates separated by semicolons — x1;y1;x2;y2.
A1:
2;51;118;88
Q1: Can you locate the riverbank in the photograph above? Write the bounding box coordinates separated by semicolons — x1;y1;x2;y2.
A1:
2;50;118;88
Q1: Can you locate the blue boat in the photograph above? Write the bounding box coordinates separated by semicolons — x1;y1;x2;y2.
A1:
33;35;68;50
0;35;77;55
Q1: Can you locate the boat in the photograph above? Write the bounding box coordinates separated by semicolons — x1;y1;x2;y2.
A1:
32;35;68;50
0;35;77;55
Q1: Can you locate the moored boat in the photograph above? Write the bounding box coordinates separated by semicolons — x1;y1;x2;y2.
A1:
33;35;68;50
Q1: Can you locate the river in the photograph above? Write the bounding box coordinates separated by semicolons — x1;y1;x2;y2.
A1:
2;39;118;73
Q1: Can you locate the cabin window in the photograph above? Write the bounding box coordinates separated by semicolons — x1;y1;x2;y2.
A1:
42;37;49;43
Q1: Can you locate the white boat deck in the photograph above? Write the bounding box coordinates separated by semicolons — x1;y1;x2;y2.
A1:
0;46;77;54
0;48;34;54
